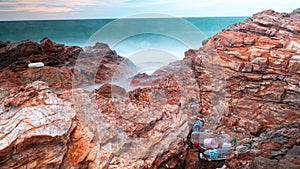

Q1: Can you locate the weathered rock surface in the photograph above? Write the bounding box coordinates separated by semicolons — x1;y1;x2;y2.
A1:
0;81;76;168
74;43;137;86
0;39;136;95
65;59;199;168
0;37;82;71
0;8;299;169
0;40;197;168
184;9;300;168
0;81;97;168
226;124;300;168
0;66;74;97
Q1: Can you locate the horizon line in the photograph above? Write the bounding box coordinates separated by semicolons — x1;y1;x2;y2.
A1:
0;15;249;22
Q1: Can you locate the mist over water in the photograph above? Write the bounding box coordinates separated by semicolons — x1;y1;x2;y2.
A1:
112;33;187;74
113;33;188;60
0;17;246;74
84;15;208;75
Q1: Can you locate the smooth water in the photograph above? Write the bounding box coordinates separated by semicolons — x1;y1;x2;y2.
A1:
0;17;247;74
0;19;113;46
0;17;246;46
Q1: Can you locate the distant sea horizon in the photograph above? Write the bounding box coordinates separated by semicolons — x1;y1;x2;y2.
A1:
0;15;249;21
0;16;247;45
0;17;247;74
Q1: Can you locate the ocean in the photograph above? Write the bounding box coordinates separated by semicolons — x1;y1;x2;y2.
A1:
0;17;246;74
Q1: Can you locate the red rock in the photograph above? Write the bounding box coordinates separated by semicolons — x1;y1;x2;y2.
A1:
21;66;73;91
0;38;82;71
74;43;137;85
0;40;41;70
0;81;76;168
61;122;94;168
1;8;300;169
40;37;64;52
95;83;126;98
0;66;74;94
185;8;300;168
71;67;83;87
0;38;136;94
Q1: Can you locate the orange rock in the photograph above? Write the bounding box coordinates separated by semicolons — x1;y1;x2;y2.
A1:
62;122;94;167
1;8;300;169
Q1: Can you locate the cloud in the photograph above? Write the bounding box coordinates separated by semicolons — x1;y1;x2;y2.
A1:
19;6;73;13
0;0;172;9
117;0;173;8
0;0;174;15
0;0;298;20
0;0;98;6
0;0;100;13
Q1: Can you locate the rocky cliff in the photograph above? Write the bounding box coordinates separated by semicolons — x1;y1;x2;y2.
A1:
184;8;300;168
0;9;299;169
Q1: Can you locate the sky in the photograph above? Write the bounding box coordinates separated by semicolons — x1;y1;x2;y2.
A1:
0;0;299;20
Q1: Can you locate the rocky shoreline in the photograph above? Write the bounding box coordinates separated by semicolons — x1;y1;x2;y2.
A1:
0;9;299;168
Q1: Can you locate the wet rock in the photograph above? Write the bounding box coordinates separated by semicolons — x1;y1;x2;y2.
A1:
0;38;81;71
0;38;136;93
40;37;65;52
0;40;41;70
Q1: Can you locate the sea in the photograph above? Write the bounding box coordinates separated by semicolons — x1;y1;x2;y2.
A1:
0;17;246;75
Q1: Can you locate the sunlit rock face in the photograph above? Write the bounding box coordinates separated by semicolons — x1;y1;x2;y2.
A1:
60;58;200;168
0;81;76;168
0;40;199;168
0;8;299;169
184;9;300;168
0;39;136;96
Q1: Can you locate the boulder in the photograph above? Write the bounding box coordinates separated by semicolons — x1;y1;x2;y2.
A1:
0;66;74;94
95;83;126;98
0;81;76;168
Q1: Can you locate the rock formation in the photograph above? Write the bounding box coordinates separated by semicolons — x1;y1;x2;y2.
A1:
0;37;82;71
183;8;300;168
0;38;136;95
0;8;299;169
0;81;76;168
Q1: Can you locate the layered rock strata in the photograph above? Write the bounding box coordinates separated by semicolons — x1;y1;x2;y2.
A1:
0;8;299;169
